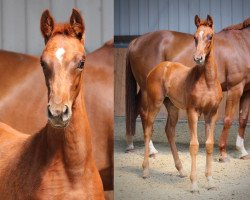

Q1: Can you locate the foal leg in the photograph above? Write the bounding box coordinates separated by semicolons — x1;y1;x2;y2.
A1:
236;91;250;160
219;84;244;162
142;100;162;178
187;109;199;193
204;112;217;190
164;99;186;177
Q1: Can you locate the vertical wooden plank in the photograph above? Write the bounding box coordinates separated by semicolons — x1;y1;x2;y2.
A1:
221;0;232;29
129;0;139;35
210;0;221;32
168;0;178;31
243;0;250;20
148;0;159;32
51;0;75;22
232;0;243;24
199;0;210;18
179;0;189;33
77;0;102;52
139;0;149;34
189;0;200;34
26;0;50;55
114;0;120;35
2;0;26;53
120;0;129;35
102;0;113;42
158;0;169;30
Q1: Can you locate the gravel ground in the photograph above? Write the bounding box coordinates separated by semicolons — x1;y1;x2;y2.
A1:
114;117;250;200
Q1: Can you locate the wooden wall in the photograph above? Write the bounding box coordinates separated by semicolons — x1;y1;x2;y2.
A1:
0;0;113;55
115;0;250;36
114;48;239;121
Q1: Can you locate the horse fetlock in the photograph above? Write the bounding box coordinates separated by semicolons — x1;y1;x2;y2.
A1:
236;134;248;158
149;140;159;156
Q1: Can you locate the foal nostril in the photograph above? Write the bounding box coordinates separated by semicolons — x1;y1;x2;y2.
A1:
47;105;53;118
63;105;69;115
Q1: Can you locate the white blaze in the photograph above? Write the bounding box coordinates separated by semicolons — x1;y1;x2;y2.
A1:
55;48;65;64
199;30;204;39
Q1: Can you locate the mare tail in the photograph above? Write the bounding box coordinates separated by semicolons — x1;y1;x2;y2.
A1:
125;48;137;137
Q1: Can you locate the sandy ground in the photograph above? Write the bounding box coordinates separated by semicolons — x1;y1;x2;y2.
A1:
114;117;250;200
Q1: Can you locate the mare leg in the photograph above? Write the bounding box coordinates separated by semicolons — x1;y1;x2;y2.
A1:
236;91;250;159
187;109;199;193
127;90;159;156
219;84;244;162
126;90;141;152
164;99;186;177
204;112;218;190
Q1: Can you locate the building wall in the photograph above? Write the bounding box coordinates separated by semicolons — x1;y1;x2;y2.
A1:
115;0;250;36
0;0;114;55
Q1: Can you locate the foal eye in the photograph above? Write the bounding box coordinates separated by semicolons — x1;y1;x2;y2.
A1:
40;60;46;68
207;35;212;40
77;60;85;69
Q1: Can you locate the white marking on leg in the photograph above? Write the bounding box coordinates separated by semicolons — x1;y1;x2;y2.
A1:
55;48;65;64
126;142;134;152
149;140;158;155
236;134;248;158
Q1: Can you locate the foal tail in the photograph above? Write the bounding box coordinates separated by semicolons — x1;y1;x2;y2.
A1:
125;45;137;137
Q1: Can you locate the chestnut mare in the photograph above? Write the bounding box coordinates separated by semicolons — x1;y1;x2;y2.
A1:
142;15;222;192
126;17;250;162
0;32;113;194
0;9;105;199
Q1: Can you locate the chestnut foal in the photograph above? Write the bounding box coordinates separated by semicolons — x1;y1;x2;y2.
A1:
142;15;222;192
0;9;104;199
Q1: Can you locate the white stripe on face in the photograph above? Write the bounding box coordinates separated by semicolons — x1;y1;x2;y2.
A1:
55;48;65;64
199;30;204;39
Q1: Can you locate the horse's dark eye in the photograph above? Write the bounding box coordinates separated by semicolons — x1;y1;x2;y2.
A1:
40;60;46;68
207;35;212;40
78;60;85;69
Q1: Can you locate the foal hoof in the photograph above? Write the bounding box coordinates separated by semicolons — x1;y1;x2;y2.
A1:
125;144;134;153
149;153;158;159
178;169;187;178
240;155;250;160
149;149;159;158
190;182;199;194
218;155;230;163
142;168;149;179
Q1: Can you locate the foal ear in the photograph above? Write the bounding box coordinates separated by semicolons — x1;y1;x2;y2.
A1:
194;15;200;28
70;8;85;43
40;10;54;44
207;15;213;27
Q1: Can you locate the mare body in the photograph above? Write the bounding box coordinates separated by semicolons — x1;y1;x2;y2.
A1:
126;18;250;161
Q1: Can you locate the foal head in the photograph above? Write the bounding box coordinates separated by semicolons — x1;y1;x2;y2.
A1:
40;9;86;128
193;15;214;65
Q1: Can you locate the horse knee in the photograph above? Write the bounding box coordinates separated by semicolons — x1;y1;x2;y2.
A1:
205;142;214;154
224;117;233;129
189;142;199;155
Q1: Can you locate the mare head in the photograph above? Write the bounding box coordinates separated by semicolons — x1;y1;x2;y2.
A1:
193;15;214;65
40;9;86;128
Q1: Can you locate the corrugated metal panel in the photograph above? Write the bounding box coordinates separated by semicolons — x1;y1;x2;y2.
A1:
0;0;113;55
115;0;250;35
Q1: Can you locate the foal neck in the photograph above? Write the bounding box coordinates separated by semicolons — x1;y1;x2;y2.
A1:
44;83;91;174
203;43;218;87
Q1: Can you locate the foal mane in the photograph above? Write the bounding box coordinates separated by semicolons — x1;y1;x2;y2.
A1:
51;23;81;39
222;18;250;31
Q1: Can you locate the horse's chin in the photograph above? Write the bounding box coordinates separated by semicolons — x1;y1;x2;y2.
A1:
48;119;70;129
